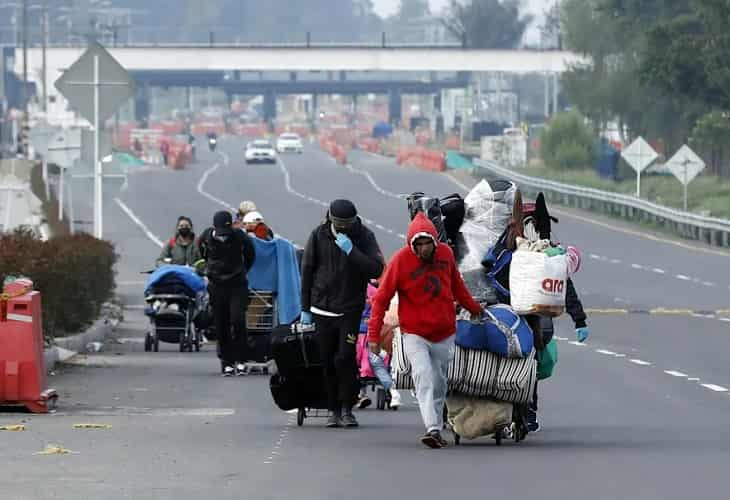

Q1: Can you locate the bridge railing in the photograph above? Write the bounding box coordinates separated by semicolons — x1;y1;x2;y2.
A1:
473;159;730;248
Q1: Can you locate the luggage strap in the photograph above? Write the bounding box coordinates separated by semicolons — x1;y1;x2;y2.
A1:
483;305;524;358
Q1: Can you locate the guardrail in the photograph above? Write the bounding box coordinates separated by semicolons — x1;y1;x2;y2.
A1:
473;159;730;248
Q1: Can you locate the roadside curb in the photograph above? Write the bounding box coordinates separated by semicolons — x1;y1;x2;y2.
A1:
43;303;123;372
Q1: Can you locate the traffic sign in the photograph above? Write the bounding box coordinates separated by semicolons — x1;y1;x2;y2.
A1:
53;41;135;239
54;42;135;124
28;121;58;157
666;145;705;186
621;137;658;197
666;145;706;211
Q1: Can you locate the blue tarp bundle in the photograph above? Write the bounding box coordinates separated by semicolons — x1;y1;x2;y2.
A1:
247;237;302;325
144;265;206;296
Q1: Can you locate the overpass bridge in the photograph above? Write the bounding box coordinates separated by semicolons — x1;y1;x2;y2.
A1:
6;44;586;123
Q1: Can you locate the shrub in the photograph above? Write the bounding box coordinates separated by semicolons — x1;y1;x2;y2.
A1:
540;111;595;170
0;230;117;339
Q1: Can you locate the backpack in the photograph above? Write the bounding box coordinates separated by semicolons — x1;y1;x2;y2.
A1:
406;192;448;243
481;229;513;302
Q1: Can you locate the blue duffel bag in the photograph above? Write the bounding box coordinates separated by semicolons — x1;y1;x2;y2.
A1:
456;304;534;358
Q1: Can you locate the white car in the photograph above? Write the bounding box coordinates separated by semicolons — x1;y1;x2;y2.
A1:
245;140;277;164
276;133;303;154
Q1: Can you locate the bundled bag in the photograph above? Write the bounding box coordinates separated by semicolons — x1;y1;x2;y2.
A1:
446;395;513;440
455;304;534;358
509;248;567;316
537;338;558;380
406;193;448;243
448;345;536;404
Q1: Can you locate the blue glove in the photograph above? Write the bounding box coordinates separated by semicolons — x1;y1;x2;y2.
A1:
335;233;353;255
576;326;590;343
300;311;313;325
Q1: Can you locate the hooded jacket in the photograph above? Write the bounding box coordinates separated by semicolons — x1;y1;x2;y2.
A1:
301;217;384;315
367;213;481;345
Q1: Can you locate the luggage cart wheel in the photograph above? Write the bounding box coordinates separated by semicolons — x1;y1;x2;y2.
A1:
153;336;159;352
144;333;152;352
495;431;503;446
297;408;305;426
454;433;461;446
194;340;200;352
376;388;386;410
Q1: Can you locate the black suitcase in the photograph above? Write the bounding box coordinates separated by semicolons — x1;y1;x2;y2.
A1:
246;330;272;362
271;323;321;377
440;193;466;242
270;368;328;411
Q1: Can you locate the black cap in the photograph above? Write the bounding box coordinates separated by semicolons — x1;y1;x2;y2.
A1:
329;199;358;227
213;210;233;235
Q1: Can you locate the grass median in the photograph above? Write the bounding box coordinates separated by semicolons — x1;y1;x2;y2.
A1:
519;166;730;220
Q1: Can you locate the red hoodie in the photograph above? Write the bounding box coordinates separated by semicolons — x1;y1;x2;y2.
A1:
367;212;481;344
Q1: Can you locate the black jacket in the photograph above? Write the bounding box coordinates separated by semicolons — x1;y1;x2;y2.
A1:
301;219;384;315
198;228;256;284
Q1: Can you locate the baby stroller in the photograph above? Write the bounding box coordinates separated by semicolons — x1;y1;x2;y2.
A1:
143;265;207;353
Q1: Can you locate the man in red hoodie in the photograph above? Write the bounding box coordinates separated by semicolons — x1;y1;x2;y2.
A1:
368;212;482;448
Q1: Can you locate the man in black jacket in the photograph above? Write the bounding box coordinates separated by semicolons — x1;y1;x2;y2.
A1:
301;199;385;428
199;211;256;376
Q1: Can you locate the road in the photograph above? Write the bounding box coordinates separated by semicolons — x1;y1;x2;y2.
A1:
2;136;729;500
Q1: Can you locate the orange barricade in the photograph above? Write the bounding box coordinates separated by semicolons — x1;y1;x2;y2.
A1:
0;280;57;413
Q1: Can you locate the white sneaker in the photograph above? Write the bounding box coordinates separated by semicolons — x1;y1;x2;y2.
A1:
222;365;235;377
389;389;402;409
235;363;248;376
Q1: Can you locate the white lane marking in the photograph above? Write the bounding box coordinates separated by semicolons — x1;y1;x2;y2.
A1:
554;336;568;341
397;233;406;239
610;258;622;264
344;162;401;199
719;318;730;323
676;274;691;281
446;173;471;192
596;349;617;356
700;384;728;392
664;370;688;378
631;263;643;269
652;268;666;274
568;341;587;347
613;353;626;358
688;377;700;381
277;156;401;240
75;407;235;417
113;198;164;248
124;305;146;310
589;253;601;260
196;159;236;211
629;359;652;366
702;281;715;287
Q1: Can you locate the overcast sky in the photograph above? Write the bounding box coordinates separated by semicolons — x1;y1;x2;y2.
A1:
372;0;547;42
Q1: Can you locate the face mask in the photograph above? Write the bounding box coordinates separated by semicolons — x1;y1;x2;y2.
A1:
178;228;191;238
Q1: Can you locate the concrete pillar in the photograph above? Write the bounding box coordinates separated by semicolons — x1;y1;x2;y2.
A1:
389;89;402;126
311;93;319;120
552;72;559;115
263;91;277;124
134;84;150;123
544;73;550;119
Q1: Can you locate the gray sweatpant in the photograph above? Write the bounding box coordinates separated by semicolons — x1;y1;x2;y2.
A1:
403;333;455;433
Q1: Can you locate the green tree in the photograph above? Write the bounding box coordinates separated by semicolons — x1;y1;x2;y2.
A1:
540;111;595;170
441;0;532;48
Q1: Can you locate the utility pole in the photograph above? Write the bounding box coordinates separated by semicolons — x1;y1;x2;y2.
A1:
42;0;48;113
21;0;29;158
